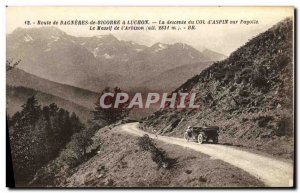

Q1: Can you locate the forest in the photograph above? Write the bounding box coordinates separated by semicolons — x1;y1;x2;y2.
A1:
8;96;87;185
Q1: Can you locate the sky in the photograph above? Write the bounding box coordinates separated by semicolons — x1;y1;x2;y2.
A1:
6;6;294;55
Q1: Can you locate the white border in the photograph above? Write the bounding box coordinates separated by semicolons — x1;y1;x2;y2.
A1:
1;1;298;193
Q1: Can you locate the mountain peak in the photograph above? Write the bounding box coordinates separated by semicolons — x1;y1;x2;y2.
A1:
150;43;169;52
12;26;64;34
172;42;192;49
93;34;119;42
150;42;196;52
152;42;169;47
9;27;66;41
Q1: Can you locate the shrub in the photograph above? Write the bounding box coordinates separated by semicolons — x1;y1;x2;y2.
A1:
252;74;270;91
275;116;293;137
137;135;176;169
255;116;273;128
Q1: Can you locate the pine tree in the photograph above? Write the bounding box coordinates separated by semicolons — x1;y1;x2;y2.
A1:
21;96;41;126
93;87;132;124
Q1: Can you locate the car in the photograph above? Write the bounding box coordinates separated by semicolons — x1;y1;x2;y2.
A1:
184;126;219;144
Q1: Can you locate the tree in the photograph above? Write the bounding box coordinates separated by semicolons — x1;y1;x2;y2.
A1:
9;95;42;183
70;112;83;133
93;87;132;124
9;97;85;185
6;58;21;185
70;127;93;159
21;96;41;125
6;58;21;71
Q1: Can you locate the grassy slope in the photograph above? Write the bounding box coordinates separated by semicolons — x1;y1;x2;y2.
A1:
58;125;264;187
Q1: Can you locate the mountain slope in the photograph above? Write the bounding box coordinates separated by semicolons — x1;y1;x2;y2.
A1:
142;18;294;159
7;27;225;91
202;49;227;61
109;43;213;88
7;27;106;91
142;61;212;91
74;34;147;62
7;68;98;110
7;86;92;121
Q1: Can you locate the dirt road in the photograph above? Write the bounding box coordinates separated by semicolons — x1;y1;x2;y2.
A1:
120;122;294;187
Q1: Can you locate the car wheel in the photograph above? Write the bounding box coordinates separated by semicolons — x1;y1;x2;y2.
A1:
184;132;189;141
198;134;204;144
212;137;218;144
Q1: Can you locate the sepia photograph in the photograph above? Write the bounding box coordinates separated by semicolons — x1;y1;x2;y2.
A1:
5;6;295;188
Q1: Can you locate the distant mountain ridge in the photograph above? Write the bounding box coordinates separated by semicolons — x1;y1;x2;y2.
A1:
7;27;226;92
7;68;98;110
202;49;227;61
141;61;212;91
7;86;92;122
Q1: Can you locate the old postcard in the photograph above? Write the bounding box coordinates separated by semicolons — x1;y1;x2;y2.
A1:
6;6;295;188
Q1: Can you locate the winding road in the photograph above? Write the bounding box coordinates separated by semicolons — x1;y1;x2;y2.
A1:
120;122;294;187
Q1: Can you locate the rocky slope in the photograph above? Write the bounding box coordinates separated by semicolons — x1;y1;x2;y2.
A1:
142;18;294;159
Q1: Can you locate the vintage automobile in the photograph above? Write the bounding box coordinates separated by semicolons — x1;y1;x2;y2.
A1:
184;126;219;144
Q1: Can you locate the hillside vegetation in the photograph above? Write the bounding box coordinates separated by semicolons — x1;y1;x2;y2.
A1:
56;125;264;187
8;96;85;185
142;18;294;159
